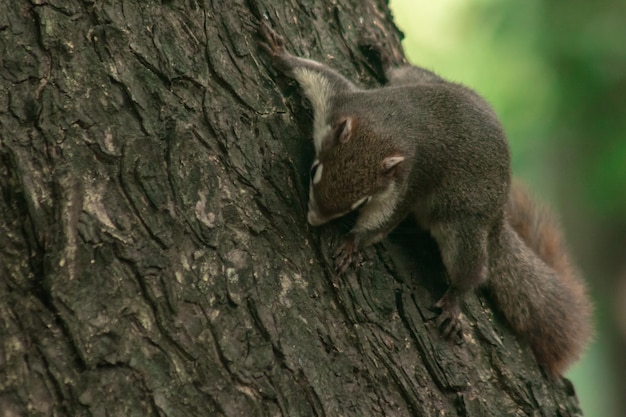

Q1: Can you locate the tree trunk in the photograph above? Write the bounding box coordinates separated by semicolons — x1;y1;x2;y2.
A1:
0;1;585;416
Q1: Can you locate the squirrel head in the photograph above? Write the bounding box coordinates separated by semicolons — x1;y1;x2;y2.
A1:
307;116;405;226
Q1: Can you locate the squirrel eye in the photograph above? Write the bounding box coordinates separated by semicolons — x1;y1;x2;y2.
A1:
310;163;318;179
310;161;323;184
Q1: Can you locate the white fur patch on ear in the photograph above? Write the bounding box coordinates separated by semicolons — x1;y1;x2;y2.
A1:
313;163;323;184
382;155;405;172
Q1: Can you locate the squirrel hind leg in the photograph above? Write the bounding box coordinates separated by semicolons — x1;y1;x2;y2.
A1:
430;220;490;337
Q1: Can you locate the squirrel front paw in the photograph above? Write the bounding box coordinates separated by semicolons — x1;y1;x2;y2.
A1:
258;21;285;56
258;21;292;72
434;291;463;340
333;234;362;275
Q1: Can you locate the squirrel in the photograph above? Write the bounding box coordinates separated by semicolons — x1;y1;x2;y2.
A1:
258;21;592;376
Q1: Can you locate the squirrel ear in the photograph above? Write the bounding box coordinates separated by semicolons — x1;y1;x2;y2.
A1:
322;116;356;152
337;116;354;145
381;155;405;177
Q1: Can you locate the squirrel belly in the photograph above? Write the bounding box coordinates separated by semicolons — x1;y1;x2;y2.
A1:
258;22;592;376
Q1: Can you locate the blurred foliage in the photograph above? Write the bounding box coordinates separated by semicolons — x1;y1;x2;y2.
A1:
389;1;626;416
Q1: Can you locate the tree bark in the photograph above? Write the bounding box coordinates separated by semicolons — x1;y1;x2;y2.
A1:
0;0;585;416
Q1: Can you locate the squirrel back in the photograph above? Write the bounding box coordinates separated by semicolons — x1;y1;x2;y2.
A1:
487;182;593;375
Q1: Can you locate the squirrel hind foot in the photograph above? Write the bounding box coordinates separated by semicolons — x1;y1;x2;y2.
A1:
433;292;464;340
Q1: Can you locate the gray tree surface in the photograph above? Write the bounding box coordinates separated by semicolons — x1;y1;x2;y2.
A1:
0;0;585;416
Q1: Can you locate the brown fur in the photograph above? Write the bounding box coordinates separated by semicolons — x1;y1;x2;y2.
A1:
259;22;592;375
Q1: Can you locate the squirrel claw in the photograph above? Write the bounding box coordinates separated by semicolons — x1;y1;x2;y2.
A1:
433;292;463;340
435;310;463;340
333;235;361;275
258;21;286;59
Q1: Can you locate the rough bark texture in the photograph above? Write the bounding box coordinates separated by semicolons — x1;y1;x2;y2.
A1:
0;1;584;416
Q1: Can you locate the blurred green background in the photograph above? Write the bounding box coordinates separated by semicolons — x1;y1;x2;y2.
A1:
389;1;626;416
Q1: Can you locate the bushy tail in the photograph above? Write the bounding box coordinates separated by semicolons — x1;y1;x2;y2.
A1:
508;181;573;282
487;181;592;375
